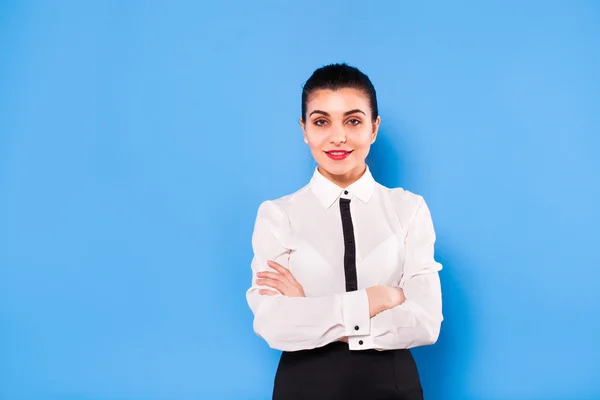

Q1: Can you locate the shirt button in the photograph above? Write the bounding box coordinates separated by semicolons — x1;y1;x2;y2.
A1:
358;340;364;345
344;190;349;195
354;325;359;331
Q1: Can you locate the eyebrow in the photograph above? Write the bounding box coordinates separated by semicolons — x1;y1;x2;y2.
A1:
309;109;366;117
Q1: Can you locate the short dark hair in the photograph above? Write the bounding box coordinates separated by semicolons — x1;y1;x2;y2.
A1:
301;63;378;122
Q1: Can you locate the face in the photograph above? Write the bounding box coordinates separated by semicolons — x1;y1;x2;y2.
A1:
300;88;380;185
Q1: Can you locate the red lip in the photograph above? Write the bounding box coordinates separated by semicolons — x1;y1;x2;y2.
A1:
325;150;353;161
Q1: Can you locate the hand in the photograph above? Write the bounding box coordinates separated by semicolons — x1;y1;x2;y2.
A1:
256;260;305;297
366;286;406;317
388;286;406;308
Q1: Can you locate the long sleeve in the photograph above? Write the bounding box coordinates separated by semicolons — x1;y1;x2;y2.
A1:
348;196;443;351
246;200;371;352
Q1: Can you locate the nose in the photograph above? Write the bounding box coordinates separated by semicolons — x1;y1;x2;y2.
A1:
329;125;347;145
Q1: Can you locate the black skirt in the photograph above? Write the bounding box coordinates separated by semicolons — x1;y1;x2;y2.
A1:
272;341;424;400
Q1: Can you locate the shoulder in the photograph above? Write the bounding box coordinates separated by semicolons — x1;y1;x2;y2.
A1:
253;187;308;249
376;183;428;225
385;184;423;206
255;184;311;222
378;183;424;210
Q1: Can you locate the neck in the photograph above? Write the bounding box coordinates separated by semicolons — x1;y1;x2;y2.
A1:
318;163;367;188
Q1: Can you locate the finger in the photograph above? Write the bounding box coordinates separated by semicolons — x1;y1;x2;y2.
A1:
267;261;300;286
257;271;288;284
256;278;286;294
259;289;280;296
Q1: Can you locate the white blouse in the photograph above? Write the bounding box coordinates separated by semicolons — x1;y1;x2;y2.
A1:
246;166;443;352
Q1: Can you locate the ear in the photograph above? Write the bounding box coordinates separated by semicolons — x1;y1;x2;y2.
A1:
371;116;381;144
299;118;308;144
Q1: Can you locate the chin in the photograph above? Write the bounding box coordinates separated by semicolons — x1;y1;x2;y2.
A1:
320;161;358;176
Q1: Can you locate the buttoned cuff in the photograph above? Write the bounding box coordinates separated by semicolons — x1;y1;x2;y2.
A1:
341;289;370;337
348;334;375;350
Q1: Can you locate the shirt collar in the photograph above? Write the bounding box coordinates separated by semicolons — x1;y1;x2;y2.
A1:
309;165;376;208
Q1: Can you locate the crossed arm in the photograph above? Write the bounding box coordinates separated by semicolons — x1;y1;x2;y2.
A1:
256;260;407;343
246;199;443;352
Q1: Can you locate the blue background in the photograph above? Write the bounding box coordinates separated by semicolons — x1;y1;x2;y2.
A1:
1;1;599;399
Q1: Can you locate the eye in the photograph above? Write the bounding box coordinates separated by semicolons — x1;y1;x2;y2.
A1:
347;118;361;126
314;119;328;127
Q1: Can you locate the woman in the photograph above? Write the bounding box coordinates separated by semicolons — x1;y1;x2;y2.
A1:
246;63;443;399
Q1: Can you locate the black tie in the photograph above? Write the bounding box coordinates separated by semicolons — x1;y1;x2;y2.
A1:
339;198;358;292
